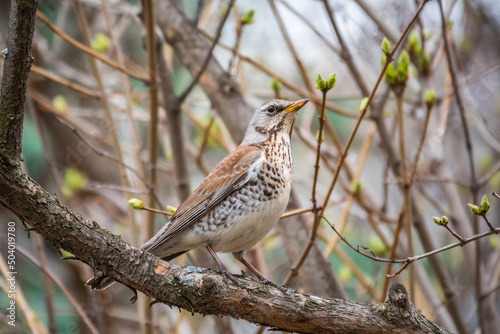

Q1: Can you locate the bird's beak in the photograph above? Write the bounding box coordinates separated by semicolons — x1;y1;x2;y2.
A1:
284;99;309;113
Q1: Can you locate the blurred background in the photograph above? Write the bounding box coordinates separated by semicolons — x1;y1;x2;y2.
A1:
1;0;500;333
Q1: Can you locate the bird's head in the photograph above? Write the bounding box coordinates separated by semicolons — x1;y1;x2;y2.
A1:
241;99;309;145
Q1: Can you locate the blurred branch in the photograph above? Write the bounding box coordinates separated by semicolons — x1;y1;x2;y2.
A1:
269;0;315;95
33;235;57;334
0;253;48;334
325;216;499;277
30;65;101;98
277;0;341;55
352;0;399;43
200;32;358;119
35;10;149;82
16;246;100;334
72;0;140;248
322;0;369;96
178;0;235;104
437;0;483;331
142;0;160;331
154;0;250;143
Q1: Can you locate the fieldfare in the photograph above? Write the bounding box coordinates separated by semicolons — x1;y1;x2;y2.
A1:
88;98;308;292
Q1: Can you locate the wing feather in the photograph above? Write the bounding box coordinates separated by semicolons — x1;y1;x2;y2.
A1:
142;145;262;253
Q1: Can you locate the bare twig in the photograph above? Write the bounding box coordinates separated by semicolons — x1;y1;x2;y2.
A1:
269;0;315;94
199;31;359;119
17;246;100;334
35;10;149;82
30;65;100;98
178;0;235;104
72;0;141;249
324;217;500;278
285;0;429;285
322;0;369;96
437;0;482;330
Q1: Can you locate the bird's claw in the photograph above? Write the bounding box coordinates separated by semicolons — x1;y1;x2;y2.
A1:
149;299;161;308
260;278;290;293
220;269;249;291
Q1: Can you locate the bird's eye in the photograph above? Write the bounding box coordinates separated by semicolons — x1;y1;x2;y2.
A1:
267;105;276;113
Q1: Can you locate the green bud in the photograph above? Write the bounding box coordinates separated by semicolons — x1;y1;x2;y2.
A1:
441;216;449;225
270;77;281;92
368;235;388;255
490;235;499;249
62;168;88;197
326;73;336;89
381;55;387;68
338;265;352;283
315;74;326;91
433;217;443;225
316;130;324;143
381;37;391;56
166;205;177;214
407;30;422;58
241;9;255;25
420;53;431;74
52;95;68;114
60;248;75;258
359;97;369;112
396;50;410;83
424;89;436;107
90;32;110;53
384;63;397;85
480;194;490;213
447;20;453;31
468;203;481;215
129;198;144;210
352;181;362;196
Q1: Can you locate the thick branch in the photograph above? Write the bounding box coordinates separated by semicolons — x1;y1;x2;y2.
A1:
0;167;448;334
0;0;38;162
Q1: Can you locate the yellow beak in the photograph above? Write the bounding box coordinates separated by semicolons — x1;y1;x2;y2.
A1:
284;99;309;113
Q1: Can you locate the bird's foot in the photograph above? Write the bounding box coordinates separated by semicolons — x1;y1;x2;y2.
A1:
259;278;290;293
149;299;162;308
220;269;249;291
127;285;138;304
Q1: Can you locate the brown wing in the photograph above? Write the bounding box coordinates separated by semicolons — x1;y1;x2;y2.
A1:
143;145;262;253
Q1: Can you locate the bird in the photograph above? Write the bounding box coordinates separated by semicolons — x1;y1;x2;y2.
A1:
87;98;309;292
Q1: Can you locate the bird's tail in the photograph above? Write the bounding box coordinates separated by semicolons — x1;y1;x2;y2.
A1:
86;272;116;291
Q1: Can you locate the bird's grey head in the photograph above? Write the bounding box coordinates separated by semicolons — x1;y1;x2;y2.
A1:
241;99;309;145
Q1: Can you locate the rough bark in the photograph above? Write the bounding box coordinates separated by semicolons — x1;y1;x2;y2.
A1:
0;0;38;162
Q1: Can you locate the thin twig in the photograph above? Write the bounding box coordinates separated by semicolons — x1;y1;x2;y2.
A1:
269;0;315;95
55;117;148;186
178;0;235;104
72;1;141;249
322;0;369;96
324;216;500;278
437;0;481;330
16;246;100;334
311;91;328;208
31;65;101;98
35;10;149;82
277;0;341;55
200;30;359;119
280;207;314;219
285;0;429;284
